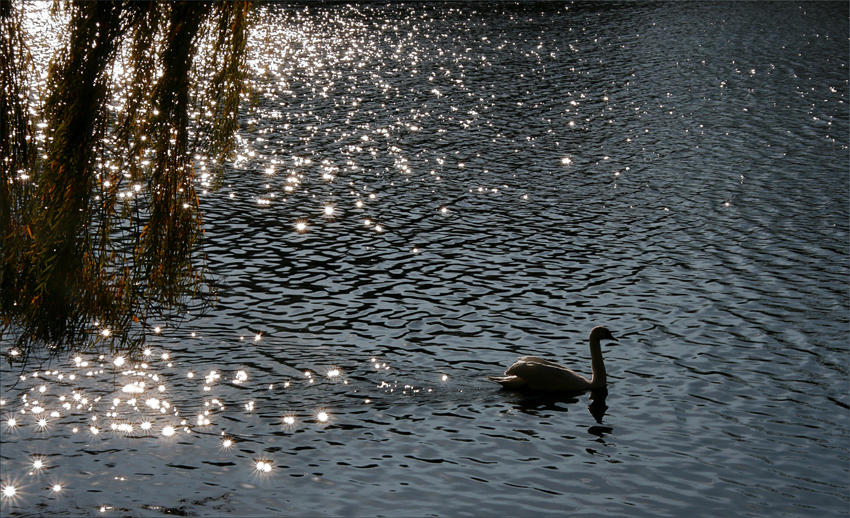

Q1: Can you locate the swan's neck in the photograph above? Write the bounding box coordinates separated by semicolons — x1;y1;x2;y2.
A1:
588;337;606;387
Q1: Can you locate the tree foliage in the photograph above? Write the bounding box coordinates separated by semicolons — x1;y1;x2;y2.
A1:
0;1;253;357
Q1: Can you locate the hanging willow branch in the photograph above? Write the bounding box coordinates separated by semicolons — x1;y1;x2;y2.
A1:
0;1;253;357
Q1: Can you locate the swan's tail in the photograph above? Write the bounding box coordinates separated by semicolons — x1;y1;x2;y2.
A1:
487;375;526;389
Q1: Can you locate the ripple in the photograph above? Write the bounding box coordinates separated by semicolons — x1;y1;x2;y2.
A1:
4;2;849;517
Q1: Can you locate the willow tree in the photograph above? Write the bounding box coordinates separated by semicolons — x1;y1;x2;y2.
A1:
0;1;253;357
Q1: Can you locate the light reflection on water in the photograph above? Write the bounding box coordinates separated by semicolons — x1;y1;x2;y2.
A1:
3;2;849;517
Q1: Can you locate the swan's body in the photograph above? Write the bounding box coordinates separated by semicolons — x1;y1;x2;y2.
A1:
488;326;617;392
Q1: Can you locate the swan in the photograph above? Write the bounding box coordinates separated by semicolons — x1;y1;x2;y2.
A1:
488;326;618;392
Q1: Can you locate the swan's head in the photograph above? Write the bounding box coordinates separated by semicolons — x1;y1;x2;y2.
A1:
590;326;618;343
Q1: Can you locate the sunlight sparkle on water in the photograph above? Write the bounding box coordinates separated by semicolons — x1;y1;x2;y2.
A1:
2;485;16;499
205;370;221;384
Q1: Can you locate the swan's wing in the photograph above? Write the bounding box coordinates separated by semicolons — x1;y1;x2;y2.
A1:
514;356;563;369
505;358;590;391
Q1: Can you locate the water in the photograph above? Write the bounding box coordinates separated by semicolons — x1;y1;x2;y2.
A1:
2;2;848;516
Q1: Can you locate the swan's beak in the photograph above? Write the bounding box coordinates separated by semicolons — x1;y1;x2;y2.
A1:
609;334;619;342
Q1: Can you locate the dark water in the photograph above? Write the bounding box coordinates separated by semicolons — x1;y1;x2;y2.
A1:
2;2;848;516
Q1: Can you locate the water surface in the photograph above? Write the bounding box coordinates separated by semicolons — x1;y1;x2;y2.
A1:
2;2;848;517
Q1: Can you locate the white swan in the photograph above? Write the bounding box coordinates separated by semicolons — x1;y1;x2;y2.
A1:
488;326;618;392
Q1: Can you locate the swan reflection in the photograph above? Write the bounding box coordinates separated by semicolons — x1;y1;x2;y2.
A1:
505;386;609;425
587;387;608;424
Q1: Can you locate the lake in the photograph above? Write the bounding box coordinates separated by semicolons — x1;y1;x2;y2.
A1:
2;2;848;516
